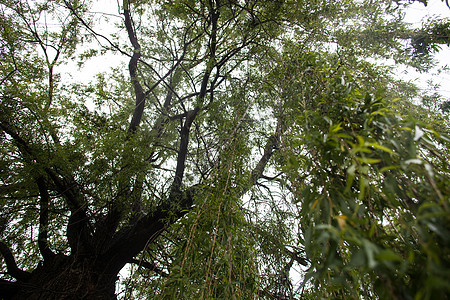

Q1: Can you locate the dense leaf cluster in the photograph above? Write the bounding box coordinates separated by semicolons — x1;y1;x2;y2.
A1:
0;0;449;299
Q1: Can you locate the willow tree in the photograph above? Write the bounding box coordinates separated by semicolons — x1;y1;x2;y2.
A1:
0;0;449;299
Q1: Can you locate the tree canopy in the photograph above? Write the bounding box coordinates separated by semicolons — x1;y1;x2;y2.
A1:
0;0;449;299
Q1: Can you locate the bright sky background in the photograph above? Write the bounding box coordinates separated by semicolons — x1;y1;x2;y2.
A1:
402;0;450;99
70;0;450;103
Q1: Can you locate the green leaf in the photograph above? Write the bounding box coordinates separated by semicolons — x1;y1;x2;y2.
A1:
362;239;379;269
356;157;381;164
375;249;402;262
366;142;394;154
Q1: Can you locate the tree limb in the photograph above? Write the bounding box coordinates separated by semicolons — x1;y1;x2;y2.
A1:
100;184;199;276
0;121;34;161
170;109;199;192
124;6;146;133
63;0;130;57
0;241;30;281
128;258;169;277
0;278;20;300
44;169;92;255
1;110;92;257
36;177;56;260
251;134;280;184
99;2;264;278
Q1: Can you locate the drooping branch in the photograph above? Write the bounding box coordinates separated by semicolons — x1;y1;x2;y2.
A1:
0;241;30;281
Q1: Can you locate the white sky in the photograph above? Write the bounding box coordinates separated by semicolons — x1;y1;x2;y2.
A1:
69;0;450;102
402;0;450;99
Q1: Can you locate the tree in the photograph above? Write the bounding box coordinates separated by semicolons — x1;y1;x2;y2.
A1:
0;0;449;299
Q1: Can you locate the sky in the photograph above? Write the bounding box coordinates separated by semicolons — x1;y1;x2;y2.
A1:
69;0;450;103
402;0;450;100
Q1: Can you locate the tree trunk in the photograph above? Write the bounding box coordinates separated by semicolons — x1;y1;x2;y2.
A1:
10;254;117;300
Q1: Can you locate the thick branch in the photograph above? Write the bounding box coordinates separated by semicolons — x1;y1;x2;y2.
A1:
129;178;144;222
168;4;220;193
92;3;160;250
0;241;30;281
100;184;199;275
67;207;92;256
44;169;92;254
36;177;55;260
199;4;220;100
0;121;34;161
124;7;146;133
171;109;199;192
0;278;20;300
251;134;280;184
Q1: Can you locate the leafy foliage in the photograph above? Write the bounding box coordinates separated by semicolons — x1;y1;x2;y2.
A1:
0;0;449;299
411;18;450;56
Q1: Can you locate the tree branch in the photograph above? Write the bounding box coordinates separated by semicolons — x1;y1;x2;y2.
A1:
98;1;265;277
100;4;235;275
124;6;146;133
128;258;169;277
100;184;199;276
0;121;34;161
1;108;91;257
0;69;16;87
44;169;92;255
0;278;20;300
170;109;199;192
251;134;280;184
36;177;56;260
0;241;30;281
101;121;281;276
63;0;130;57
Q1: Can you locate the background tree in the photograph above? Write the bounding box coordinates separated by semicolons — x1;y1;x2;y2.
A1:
0;0;449;299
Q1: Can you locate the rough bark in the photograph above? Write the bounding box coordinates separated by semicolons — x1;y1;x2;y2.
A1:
9;255;116;300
